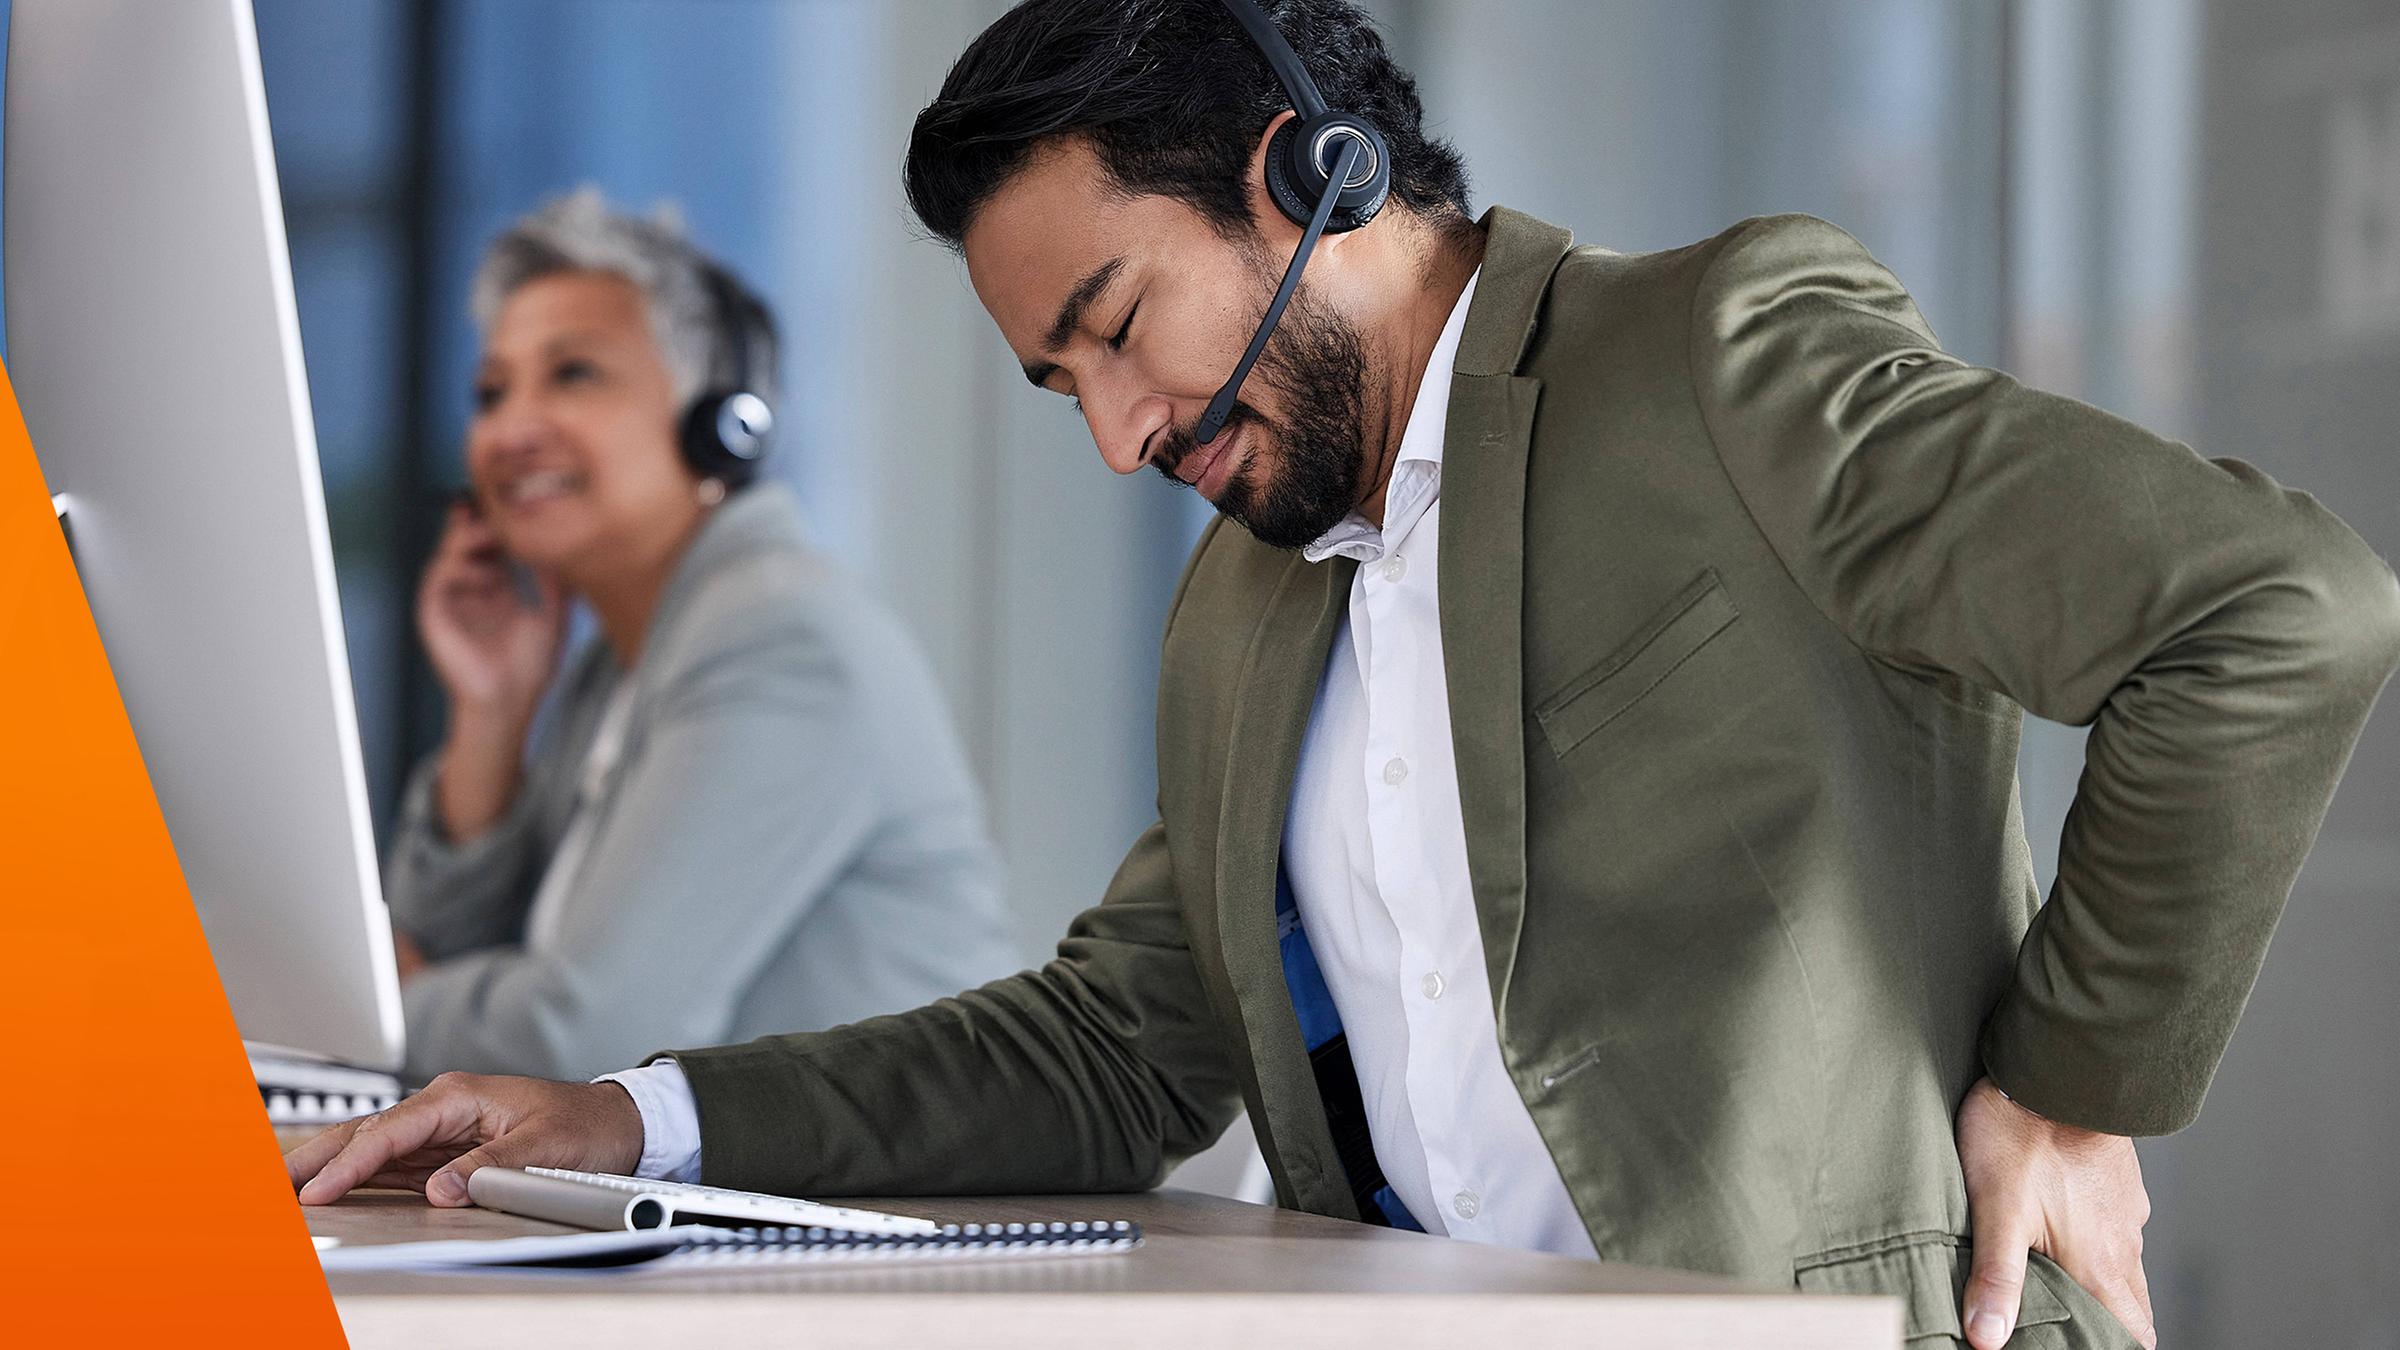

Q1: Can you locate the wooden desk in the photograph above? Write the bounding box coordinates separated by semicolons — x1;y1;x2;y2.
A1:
306;1187;1899;1348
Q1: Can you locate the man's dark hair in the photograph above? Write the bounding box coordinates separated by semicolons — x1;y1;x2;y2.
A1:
905;0;1471;250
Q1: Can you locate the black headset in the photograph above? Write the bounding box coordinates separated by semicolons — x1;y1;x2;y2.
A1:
678;261;776;488
1197;0;1392;446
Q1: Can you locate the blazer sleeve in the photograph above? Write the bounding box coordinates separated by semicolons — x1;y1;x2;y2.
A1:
661;817;1246;1196
1687;213;2400;1135
383;750;547;961
399;584;893;1083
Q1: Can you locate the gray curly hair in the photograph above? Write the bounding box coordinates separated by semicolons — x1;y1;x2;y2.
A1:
469;186;777;412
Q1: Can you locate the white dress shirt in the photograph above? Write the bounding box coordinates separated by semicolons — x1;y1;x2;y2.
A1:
1278;270;1594;1257
598;1055;701;1182
606;270;1596;1257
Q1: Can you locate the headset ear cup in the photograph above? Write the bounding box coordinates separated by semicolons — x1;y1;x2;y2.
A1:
680;393;729;481
1263;118;1316;228
1266;112;1390;235
679;393;744;487
683;261;776;490
680;388;772;488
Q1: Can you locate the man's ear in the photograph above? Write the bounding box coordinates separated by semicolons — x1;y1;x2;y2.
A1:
1243;108;1370;258
1243;110;1304;250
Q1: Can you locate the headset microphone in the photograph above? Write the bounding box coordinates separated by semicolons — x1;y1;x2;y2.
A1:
1196;137;1360;447
1198;0;1391;447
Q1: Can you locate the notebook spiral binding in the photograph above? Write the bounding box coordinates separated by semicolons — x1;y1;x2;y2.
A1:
669;1219;1143;1264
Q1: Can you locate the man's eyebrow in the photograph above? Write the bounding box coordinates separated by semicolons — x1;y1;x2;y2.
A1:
1042;256;1125;355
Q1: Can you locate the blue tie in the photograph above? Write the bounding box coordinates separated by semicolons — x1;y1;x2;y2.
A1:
1276;863;1423;1231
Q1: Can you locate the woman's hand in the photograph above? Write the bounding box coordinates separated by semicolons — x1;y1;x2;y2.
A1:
417;501;566;840
419;501;566;715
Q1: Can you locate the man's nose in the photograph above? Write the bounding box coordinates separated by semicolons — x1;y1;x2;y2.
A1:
1087;392;1172;477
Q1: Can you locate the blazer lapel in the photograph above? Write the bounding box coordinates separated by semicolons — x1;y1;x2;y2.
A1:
1440;207;1574;1030
1205;206;1571;1210
1213;546;1356;1215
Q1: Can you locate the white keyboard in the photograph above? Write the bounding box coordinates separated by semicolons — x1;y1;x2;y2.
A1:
252;1050;404;1126
262;1086;400;1125
519;1167;942;1236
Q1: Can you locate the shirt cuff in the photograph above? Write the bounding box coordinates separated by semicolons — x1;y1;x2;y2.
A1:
594;1059;704;1183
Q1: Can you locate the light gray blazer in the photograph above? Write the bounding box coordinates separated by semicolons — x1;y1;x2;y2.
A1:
386;483;1019;1082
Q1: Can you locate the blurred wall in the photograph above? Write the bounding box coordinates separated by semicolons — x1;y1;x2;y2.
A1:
2154;1;2400;1344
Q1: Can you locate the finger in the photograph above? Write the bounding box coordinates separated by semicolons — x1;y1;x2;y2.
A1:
1962;1216;2032;1350
2111;1263;2158;1349
435;500;472;544
283;1118;364;1191
448;502;498;545
428;516;503;582
360;1165;443;1193
433;540;510;588
430;507;480;563
436;570;513;610
297;1092;470;1206
420;537;503;616
425;1128;544;1207
458;532;508;571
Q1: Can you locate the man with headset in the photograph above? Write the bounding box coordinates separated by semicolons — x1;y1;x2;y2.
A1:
290;3;2400;1345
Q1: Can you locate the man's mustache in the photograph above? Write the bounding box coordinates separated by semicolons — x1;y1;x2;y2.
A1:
1152;405;1259;487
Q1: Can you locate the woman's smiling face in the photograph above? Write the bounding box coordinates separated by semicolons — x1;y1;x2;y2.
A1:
465;269;698;574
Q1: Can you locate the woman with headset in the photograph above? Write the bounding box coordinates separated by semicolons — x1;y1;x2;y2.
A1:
385;189;1018;1083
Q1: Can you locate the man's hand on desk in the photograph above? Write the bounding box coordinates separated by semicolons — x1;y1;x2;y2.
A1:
1956;1076;2157;1350
285;1072;643;1207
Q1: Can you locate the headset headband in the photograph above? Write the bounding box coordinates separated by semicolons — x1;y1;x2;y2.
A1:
1220;0;1327;119
1197;0;1387;447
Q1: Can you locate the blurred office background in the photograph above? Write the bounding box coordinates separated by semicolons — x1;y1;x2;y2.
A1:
0;0;2385;1342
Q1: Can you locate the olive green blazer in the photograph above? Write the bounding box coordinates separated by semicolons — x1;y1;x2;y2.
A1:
663;208;2400;1342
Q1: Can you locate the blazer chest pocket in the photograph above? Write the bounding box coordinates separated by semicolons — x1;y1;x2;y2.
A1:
1534;568;1740;757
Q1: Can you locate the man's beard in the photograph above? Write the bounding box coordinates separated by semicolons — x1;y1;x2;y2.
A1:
1153;271;1372;551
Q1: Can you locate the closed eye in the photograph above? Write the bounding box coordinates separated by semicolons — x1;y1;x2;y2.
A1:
1106;302;1137;353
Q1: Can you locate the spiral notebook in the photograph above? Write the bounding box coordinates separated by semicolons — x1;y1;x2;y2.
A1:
317;1167;1142;1273
317;1218;1144;1274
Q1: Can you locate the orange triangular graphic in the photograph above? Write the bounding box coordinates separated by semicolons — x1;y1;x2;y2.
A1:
0;358;345;1342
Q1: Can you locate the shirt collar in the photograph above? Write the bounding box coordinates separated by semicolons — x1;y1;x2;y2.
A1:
1302;267;1481;564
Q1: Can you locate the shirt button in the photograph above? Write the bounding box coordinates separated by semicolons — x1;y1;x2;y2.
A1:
1452;1190;1480;1221
1382;757;1409;786
1381;554;1408;583
1420;971;1445;1000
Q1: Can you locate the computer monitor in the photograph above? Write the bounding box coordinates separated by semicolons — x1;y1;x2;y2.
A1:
4;0;404;1073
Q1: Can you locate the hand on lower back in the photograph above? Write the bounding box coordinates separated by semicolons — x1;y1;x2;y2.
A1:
1956;1076;2156;1348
